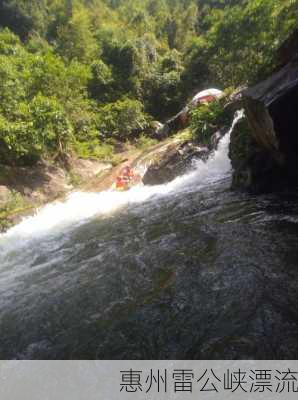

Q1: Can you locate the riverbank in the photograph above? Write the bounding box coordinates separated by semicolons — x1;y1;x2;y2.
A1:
0;134;192;233
0;151;134;232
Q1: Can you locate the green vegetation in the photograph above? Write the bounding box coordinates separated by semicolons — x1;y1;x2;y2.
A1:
136;135;158;150
0;189;27;212
183;0;297;91
97;98;151;140
0;189;31;231
0;0;296;166
190;96;231;143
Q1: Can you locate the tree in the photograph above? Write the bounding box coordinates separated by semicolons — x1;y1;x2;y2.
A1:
88;60;114;103
56;5;98;63
97;98;150;140
0;0;296;166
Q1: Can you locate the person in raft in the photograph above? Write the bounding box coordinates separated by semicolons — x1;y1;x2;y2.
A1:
115;166;135;191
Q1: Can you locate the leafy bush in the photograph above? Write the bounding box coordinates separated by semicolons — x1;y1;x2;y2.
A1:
0;95;73;164
73;139;114;161
190;98;231;144
0;27;21;55
97;98;151;140
30;95;73;153
141;70;183;120
88;60;114;103
0;0;296;168
0;28;91;165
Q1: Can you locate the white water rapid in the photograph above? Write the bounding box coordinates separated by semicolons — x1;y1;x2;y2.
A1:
4;108;296;361
0;111;244;253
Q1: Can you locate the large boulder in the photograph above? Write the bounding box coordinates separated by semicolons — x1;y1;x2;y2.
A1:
230;39;298;192
142;140;210;185
229;114;281;192
243;54;298;166
141;126;227;186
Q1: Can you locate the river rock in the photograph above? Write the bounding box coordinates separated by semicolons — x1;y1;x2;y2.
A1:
142;123;228;186
70;159;112;181
142;140;209;185
210;129;225;149
155;123;170;140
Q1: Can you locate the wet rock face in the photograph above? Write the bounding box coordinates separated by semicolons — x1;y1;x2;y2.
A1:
229;115;282;192
230;44;298;192
142;129;226;186
243;54;298;164
268;82;298;170
142;141;210;185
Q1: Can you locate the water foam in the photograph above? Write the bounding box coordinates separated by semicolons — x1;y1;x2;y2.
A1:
0;111;244;249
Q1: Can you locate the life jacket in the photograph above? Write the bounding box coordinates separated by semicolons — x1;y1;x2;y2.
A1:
116;178;126;189
121;167;134;181
116;166;135;190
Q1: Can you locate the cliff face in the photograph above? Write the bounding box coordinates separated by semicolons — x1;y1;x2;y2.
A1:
230;31;298;192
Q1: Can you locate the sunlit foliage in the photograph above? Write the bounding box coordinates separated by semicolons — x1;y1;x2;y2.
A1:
0;0;296;165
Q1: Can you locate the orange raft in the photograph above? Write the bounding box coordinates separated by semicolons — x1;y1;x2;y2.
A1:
114;166;141;191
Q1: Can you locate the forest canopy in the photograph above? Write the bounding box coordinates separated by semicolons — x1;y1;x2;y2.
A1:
0;0;296;165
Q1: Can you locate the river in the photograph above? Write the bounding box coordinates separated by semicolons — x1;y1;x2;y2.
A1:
1;113;298;359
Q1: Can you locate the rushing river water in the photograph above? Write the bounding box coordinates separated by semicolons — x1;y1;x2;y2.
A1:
1;113;298;359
